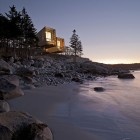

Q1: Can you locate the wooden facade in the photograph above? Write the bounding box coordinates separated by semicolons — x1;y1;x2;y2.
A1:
37;26;65;53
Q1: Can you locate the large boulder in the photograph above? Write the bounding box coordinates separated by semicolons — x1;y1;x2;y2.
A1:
0;125;13;140
16;67;34;77
94;87;105;92
0;100;10;112
34;59;44;68
118;73;135;79
0;59;13;74
1;75;20;86
0;111;53;140
54;73;64;78
72;77;83;84
22;76;34;84
9;56;14;63
0;78;24;100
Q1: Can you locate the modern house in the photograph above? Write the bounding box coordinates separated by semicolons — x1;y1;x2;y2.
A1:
37;26;65;53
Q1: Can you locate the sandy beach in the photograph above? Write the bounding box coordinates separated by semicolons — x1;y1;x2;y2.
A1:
8;77;140;140
8;83;103;140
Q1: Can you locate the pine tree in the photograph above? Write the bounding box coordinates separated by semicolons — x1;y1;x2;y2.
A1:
69;29;83;62
20;7;38;58
6;5;22;57
0;14;8;37
77;40;83;57
6;5;22;38
21;7;38;44
0;5;38;58
0;14;10;54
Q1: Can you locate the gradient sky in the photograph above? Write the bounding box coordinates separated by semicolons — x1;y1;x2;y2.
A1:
1;0;140;64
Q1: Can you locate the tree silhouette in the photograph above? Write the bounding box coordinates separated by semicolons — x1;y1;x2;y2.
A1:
20;7;38;58
0;14;10;54
77;40;83;57
0;5;38;58
6;5;22;57
69;29;83;62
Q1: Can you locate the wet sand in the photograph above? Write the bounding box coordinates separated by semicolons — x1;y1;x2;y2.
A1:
8;81;140;140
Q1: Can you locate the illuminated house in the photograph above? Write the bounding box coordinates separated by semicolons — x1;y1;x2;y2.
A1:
37;26;65;53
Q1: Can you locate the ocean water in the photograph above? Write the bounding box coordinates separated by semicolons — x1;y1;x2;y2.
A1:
68;71;140;140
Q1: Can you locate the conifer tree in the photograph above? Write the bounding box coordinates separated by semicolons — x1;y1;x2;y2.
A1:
0;5;38;58
0;14;9;38
69;29;83;62
77;40;83;57
0;14;10;54
5;5;22;57
6;5;22;39
20;7;38;58
21;8;38;44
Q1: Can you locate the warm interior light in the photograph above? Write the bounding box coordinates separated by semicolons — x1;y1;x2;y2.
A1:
57;40;61;49
45;31;51;41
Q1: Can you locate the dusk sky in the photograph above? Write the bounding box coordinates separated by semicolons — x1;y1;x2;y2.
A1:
1;0;140;64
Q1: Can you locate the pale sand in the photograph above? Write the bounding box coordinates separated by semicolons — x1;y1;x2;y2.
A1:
8;83;101;140
8;82;140;140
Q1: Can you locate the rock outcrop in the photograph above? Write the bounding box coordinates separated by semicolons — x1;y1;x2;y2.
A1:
118;73;135;79
1;75;20;86
0;59;13;75
0;111;53;140
0;54;133;88
16;67;34;77
0;125;13;140
0;77;24;100
0;100;10;112
94;87;105;92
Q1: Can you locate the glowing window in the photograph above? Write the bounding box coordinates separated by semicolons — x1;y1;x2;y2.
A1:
57;40;61;48
45;31;51;41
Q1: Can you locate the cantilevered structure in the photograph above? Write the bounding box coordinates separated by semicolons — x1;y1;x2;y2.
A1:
37;26;65;53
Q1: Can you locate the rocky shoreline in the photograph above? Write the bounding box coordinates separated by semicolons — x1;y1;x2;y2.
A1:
1;54;130;87
0;54;133;140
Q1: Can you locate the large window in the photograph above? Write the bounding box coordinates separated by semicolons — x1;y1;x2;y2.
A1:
45;31;51;41
57;40;61;49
